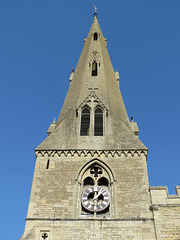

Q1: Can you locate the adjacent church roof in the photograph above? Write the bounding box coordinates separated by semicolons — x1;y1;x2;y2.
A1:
36;16;147;151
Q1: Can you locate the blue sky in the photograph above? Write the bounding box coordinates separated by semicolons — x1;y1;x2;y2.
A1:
0;1;180;239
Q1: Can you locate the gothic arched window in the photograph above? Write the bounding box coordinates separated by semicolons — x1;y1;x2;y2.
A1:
94;32;98;40
80;107;90;136
94;107;103;136
76;159;116;218
81;164;110;215
92;61;97;76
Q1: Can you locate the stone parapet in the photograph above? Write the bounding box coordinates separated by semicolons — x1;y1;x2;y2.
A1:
150;186;180;206
150;186;180;239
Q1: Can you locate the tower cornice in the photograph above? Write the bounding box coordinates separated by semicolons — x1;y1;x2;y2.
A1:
35;149;148;158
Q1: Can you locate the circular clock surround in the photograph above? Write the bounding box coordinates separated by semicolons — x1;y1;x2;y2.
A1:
81;186;110;212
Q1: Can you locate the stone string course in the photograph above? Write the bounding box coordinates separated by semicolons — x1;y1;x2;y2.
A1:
35;149;148;158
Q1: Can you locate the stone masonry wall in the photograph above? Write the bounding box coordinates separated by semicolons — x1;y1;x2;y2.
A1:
24;151;153;236
150;186;180;240
22;219;156;240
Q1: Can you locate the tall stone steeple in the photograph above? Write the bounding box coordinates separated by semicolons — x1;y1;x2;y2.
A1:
21;14;161;240
37;15;146;151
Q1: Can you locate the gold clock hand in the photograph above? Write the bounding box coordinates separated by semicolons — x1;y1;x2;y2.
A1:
94;189;103;200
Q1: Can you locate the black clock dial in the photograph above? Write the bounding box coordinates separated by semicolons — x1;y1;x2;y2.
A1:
81;186;110;212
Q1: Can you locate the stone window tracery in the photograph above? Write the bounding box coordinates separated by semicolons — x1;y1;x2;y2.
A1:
76;159;116;218
80;163;111;216
80;106;104;136
78;92;108;137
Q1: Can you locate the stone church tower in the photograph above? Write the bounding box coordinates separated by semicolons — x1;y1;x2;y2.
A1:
21;14;180;240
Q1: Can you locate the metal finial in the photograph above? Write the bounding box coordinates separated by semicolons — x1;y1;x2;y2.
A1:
93;5;98;16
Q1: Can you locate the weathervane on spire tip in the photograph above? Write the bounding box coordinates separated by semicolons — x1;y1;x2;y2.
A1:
93;5;98;17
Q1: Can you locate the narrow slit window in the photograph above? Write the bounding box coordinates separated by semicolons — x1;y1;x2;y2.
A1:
94;108;103;136
94;32;98;40
46;160;50;169
92;61;97;76
80;107;90;136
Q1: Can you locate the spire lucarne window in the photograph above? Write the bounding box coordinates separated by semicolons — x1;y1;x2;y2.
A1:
92;61;97;76
94;107;103;136
80;107;90;136
94;32;98;40
79;92;107;136
80;104;104;136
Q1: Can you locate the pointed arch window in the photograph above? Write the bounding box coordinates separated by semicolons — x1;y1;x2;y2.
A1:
94;107;103;136
94;32;98;41
92;61;97;76
76;160;116;217
80;107;90;136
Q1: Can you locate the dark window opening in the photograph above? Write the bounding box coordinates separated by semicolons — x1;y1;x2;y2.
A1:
80;107;90;136
98;177;109;187
94;108;103;136
92;61;97;76
94;32;98;40
83;177;94;186
46;160;50;169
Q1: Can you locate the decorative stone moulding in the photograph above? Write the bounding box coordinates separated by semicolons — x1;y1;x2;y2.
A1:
35;149;148;158
78;91;108;113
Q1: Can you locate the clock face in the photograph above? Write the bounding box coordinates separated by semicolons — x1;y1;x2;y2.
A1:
81;186;110;212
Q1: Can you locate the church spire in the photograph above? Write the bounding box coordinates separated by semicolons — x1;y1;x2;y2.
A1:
36;15;146;151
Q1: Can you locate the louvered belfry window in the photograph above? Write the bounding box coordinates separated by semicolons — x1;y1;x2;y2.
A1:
94;107;103;136
80;107;90;136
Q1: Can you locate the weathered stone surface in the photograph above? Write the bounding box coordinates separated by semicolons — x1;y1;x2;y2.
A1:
150;187;180;239
22;220;156;240
36;16;146;151
21;15;180;240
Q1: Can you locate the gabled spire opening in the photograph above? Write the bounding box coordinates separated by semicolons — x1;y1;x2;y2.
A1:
92;61;97;76
93;32;98;40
